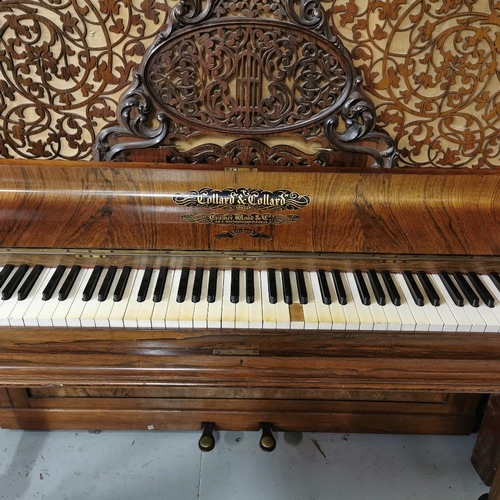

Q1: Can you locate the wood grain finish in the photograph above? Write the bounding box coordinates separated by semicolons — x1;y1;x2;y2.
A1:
0;388;480;435
1;159;500;256
0;328;498;392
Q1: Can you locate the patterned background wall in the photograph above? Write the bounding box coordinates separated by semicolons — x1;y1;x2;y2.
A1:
0;0;498;168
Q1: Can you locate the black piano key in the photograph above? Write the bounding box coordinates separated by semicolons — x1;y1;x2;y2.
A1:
267;269;278;304
230;268;240;304
207;267;218;304
403;271;424;306
114;266;131;302
295;269;308;304
42;264;65;301
317;270;331;305
453;272;479;307
353;270;370;306
2;264;29;300
0;264;14;289
137;267;153;303
281;268;293;305
58;265;81;301
191;267;204;303
438;272;464;307
17;265;44;301
468;272;495;308
381;271;400;306
98;266;117;301
368;270;385;306
246;268;254;304
417;271;440;306
153;266;168;303
332;270;347;305
176;267;190;303
489;272;500;293
82;266;103;301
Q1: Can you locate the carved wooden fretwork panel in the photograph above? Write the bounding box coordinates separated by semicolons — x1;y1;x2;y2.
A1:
327;0;500;169
0;0;169;160
95;0;398;168
147;25;348;133
0;0;499;168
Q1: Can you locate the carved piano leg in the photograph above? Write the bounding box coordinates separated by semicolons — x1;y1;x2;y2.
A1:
259;422;276;452
198;422;216;452
472;395;500;500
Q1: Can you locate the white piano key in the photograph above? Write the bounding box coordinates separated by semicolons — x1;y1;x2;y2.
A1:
151;268;175;329
80;270;109;327
136;268;159;329
479;275;500;329
324;271;349;330
418;281;444;332
235;270;249;329
178;269;197;328
63;269;94;327
393;273;430;331
363;272;388;331
469;275;500;332
345;272;373;330
275;271;291;329
123;269;146;328
371;272;403;331
164;269;183;329
296;271;318;330
221;269;235;329
289;270;305;330
193;269;209;329
432;274;472;333
51;269;89;327
48;268;85;327
248;270;263;329
261;271;277;329
207;269;224;329
8;268;52;326
383;274;415;331
308;272;333;330
0;267;29;326
108;269;139;328
426;274;458;332
94;270;123;328
461;299;487;332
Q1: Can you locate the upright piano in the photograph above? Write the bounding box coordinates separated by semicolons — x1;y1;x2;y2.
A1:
0;0;499;497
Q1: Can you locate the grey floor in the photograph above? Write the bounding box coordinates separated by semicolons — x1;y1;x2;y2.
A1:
0;429;489;500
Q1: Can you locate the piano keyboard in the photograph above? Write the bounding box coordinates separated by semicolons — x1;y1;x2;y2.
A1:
1;264;500;332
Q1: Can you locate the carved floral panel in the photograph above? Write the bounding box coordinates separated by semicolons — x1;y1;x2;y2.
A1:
0;0;498;168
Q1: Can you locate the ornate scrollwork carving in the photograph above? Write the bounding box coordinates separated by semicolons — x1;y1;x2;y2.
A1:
94;0;397;167
168;139;329;167
325;77;399;169
93;74;169;161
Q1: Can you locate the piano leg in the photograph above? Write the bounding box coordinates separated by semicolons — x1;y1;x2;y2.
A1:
472;394;500;500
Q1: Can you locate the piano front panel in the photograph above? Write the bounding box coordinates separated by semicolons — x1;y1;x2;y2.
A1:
0;386;481;435
2;159;500;255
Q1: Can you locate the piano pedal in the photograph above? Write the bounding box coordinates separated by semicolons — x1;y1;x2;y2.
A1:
198;422;216;452
259;422;276;452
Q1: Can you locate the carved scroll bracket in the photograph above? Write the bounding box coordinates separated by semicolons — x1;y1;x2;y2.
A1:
325;77;399;169
93;74;169;162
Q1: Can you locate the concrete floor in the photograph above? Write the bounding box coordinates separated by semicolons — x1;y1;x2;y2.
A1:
0;429;489;500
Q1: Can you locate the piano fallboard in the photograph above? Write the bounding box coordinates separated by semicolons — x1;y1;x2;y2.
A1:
1;159;500;256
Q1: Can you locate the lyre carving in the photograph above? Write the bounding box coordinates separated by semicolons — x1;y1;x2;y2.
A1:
94;0;398;168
